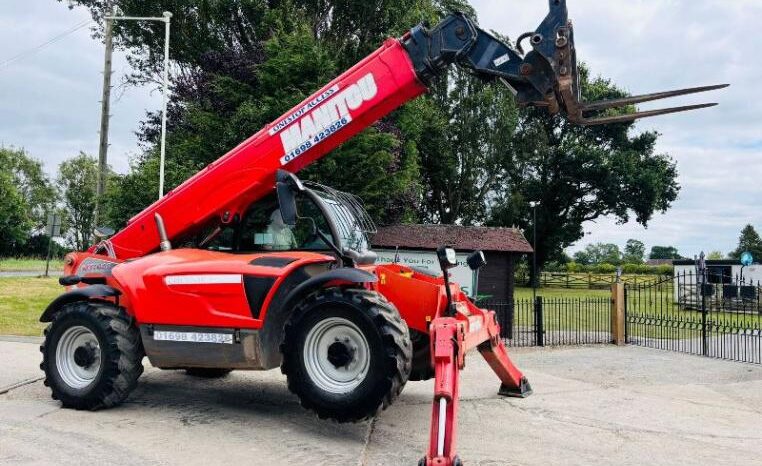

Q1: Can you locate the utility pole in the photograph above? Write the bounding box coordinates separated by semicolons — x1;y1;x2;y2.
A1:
93;3;114;234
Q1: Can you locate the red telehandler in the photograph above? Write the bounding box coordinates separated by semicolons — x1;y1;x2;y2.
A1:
39;1;725;464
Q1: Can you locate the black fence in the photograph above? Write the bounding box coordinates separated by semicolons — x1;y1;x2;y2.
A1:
478;296;612;347
625;271;762;364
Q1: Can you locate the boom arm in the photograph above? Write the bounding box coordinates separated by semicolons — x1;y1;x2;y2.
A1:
95;0;725;259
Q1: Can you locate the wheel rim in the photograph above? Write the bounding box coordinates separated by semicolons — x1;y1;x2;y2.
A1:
55;325;102;389
303;317;371;394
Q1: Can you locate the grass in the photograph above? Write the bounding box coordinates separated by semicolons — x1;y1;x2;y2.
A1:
0;277;61;336
508;286;762;340
513;286;609;300
0;258;64;272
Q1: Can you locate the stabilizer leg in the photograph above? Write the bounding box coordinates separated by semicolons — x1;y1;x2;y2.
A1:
478;317;533;398
423;318;462;466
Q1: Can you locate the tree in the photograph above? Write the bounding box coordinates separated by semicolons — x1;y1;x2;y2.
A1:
69;0;428;229
572;243;621;265
0;171;31;256
0;146;56;229
707;250;724;260
623;239;646;263
489;66;679;273
411;69;518;225
729;224;762;261
649;245;682;260
57;153;98;250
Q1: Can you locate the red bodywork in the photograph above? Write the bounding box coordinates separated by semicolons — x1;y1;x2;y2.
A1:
63;35;527;466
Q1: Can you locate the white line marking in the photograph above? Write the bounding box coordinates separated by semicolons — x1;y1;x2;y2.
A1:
437;398;447;456
164;274;243;285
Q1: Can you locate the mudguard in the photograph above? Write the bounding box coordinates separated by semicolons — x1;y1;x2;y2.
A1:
278;267;377;316
40;285;122;322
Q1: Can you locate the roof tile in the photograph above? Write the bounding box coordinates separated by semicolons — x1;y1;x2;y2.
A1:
371;224;533;253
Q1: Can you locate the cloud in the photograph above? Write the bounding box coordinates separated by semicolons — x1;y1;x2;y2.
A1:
471;0;761;257
0;1;157;176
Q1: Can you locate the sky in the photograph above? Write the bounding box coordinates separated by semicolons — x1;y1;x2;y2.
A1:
0;0;759;259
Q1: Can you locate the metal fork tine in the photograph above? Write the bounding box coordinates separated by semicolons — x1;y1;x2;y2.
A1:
581;84;729;112
581;103;719;126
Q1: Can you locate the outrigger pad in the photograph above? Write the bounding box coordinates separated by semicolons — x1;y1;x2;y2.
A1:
499;376;533;398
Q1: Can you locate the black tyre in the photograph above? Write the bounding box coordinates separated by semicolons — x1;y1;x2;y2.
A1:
40;301;144;410
184;368;233;378
281;288;412;422
408;330;434;382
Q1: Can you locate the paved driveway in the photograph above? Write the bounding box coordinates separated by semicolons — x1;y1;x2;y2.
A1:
1;339;761;465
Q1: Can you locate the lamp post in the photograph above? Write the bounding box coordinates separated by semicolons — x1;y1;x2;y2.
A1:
105;10;172;199
528;201;540;302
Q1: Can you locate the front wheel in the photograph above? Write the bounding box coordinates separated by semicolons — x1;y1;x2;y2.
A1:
40;301;144;410
281;288;412;422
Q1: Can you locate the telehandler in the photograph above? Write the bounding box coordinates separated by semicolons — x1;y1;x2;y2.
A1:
39;1;724;464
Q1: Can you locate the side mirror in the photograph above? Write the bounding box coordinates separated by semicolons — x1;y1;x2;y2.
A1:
466;250;486;271
437;246;458;271
275;170;303;226
276;181;298;226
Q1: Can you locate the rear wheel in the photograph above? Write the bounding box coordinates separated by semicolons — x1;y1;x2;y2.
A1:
281;288;412;422
40;301;144;410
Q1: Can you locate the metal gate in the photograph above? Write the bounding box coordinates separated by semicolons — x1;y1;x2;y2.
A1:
479;296;611;347
625;271;762;364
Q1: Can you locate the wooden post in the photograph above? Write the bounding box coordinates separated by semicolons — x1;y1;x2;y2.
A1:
610;282;625;345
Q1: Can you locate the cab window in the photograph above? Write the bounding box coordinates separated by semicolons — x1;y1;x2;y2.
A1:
187;192;334;253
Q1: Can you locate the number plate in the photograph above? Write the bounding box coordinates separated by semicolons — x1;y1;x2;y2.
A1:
153;331;234;344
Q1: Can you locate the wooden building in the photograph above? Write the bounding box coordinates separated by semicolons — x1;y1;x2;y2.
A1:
371;224;533;302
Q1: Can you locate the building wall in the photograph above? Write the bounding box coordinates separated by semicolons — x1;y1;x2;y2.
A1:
477;251;513;301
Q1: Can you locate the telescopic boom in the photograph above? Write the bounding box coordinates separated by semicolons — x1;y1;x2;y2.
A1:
94;0;725;259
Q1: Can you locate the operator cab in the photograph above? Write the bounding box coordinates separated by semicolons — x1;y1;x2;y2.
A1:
186;172;377;266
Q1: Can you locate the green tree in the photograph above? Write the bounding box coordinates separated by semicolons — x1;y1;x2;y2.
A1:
0;171;31;255
729;224;762;261
57;153;99;250
489;67;679;272
410;69;518;224
0;146;56;229
707;250;724;260
572;243;622;265
623;239;646;263
69;0;427;228
649;245;682;260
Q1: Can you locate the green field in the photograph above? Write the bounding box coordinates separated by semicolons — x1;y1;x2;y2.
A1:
0;277;60;336
513;286;609;300
0;258;64;272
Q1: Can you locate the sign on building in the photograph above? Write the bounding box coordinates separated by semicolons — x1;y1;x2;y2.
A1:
375;249;476;296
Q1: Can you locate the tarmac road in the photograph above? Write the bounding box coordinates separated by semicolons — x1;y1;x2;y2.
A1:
1;338;761;465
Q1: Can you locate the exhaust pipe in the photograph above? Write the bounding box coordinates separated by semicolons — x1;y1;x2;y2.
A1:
154;213;172;252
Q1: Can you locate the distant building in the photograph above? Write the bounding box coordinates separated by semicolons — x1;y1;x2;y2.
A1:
371;224;533;301
673;259;762;284
672;259;761;304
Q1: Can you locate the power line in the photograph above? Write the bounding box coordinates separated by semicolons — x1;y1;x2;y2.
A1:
0;19;93;71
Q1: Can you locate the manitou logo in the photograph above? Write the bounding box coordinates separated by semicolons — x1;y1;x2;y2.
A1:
278;73;378;165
